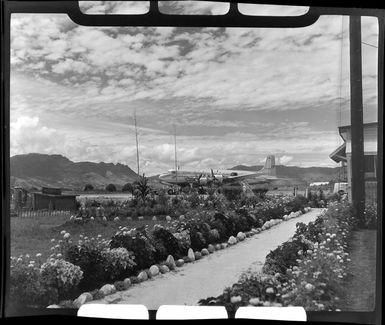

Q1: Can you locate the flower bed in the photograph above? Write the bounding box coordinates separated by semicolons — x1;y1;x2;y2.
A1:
198;201;377;311
10;195;310;308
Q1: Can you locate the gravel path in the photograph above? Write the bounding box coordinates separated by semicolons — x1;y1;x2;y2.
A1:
89;208;324;309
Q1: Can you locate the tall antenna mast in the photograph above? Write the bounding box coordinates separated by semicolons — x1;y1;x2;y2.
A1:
174;125;178;182
134;109;140;176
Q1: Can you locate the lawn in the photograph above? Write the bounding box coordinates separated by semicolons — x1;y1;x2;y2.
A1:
339;229;377;311
10;214;169;260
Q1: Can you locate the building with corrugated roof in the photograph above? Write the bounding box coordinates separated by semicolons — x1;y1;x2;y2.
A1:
31;187;78;211
330;122;378;204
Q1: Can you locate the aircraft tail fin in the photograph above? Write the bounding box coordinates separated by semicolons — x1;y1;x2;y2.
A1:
260;155;276;176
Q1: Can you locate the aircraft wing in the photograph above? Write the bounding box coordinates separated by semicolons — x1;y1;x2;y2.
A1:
223;174;288;185
222;173;265;184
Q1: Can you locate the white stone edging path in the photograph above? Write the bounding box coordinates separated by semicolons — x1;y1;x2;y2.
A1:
82;208;325;309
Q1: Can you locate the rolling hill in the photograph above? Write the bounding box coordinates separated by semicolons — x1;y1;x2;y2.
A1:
10;153;139;190
10;153;342;191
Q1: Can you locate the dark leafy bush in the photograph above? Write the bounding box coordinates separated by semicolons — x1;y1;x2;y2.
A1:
152;225;185;259
64;243;107;291
176;218;214;250
234;208;257;231
262;238;312;276
188;191;201;208
362;204;377;229
106;184;117;192
190;229;207;250
173;230;191;256
83;183;94;191
122;183;133;193
295;218;325;243
286;195;308;213
198;273;282;310
209;212;237;240
222;186;243;202
109;226;157;271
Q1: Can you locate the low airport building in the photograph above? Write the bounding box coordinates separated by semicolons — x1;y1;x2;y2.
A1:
330;122;378;204
31;187;78;211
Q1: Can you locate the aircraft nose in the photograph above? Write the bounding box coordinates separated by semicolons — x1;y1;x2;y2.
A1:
159;173;170;183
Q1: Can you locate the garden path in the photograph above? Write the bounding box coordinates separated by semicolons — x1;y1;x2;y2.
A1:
89;208;324;309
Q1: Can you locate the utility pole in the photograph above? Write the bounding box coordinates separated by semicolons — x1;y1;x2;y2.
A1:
134;110;140;177
349;15;365;223
174;125;178;183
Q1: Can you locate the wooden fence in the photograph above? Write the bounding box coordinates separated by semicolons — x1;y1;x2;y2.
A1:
13;209;72;218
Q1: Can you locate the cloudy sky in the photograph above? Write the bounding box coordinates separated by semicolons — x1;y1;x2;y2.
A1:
10;1;379;175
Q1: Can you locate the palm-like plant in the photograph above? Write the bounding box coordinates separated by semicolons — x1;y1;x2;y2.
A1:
133;174;151;204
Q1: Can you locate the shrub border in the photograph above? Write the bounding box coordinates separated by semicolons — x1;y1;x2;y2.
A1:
48;207;312;308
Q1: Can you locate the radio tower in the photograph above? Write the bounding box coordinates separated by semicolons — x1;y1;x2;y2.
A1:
174;125;178;183
134;109;140;177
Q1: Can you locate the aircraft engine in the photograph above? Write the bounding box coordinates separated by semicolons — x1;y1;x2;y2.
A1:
199;177;208;185
214;175;223;183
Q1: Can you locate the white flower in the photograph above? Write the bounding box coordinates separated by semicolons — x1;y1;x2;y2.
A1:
60;230;66;235
64;233;70;239
230;296;242;303
305;283;315;292
266;287;275;294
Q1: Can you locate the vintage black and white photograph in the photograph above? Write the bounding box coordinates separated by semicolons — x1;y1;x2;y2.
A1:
7;0;379;314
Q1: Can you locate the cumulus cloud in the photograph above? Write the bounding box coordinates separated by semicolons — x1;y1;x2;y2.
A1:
79;1;150;15
10;116;64;156
278;155;294;165
9;10;379;175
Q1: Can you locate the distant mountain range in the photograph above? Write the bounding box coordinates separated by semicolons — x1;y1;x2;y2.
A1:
10;153;342;191
10;153;138;191
231;164;342;184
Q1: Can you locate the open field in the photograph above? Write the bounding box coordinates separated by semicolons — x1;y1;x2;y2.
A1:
10;214;169;259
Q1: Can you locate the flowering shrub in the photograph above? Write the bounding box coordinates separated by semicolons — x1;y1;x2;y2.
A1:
101;248;136;282
251;195;307;223
175;218;212;250
110;226;157;271
279;240;348;310
53;231;110;290
9;255;54;307
208;212;237;240
40;258;83;301
152;225;185;260
173;229;192;255
262;238;313;276
363;203;377;229
198;273;283;309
